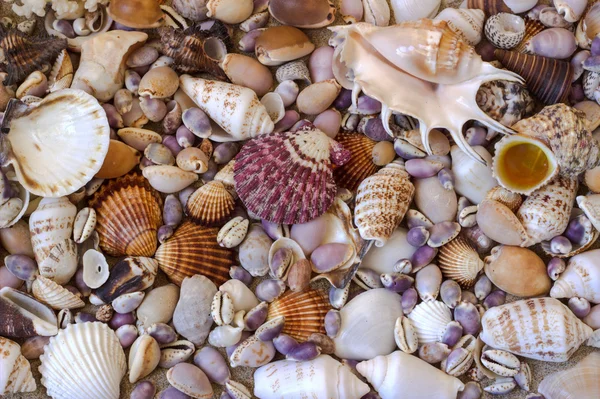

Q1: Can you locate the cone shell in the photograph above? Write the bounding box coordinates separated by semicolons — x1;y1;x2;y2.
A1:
234;127;350;224
437;237;484;289
0;287;58;338
495;50;572;105
154;220;234;286
185;181;235;226
32;275;85;310
39;322;127;399
407;301;452;345
354;161;414;248
333;132;380;192
267;289;331;342
538;352;600;399
89;173;163;257
0;337;36;395
466;0;510;16
514;18;545;54
484;186;522;213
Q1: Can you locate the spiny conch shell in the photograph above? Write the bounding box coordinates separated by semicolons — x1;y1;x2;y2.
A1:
329;20;523;165
354;160;414;247
332;132;380;192
480;297;593;362
0;287;58;338
32;275;85;310
48;49;73;93
185;181;234;226
438;236;484;289
450;145;497;205
357;351;464;399
154;220;235;286
407;300;452;345
538;352;600;399
39;322;127;399
476;80;535;130
172;274;216;346
267;289;331;342
333;288;403;361
89;173;163;257
0;337;36;395
390;0;441;22
516;175;578;246
434;8;485;46
180;75;274;142
550;249;600;303
2;89;110;197
71;30;147;102
512;104;600;177
254;355;370;399
234;127;350;224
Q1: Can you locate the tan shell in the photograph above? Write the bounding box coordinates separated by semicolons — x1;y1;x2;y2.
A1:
538;352;600;399
484;186;522;213
48;49;73;93
95;140;141;179
476;199;528;246
438;236;484;289
0;337;36;395
255;26;316;66
185;181;235;226
32;275;85;310
108;0;165;29
117;128;162;152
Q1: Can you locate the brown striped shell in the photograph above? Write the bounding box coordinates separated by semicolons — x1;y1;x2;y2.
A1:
185;181;235;226
333;132;380;192
514;18;545;54
467;0;510;16
267;289;331;342
89;173;163;257
437;236;484;289
154;220;234;286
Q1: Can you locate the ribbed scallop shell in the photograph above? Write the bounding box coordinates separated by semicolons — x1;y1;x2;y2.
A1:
354;161;414;248
0;337;36;395
514;18;545;53
154;220;234;286
484;186;522;213
437;237;484;289
267;289;331;342
89;173;163;257
538;352;600;399
32;275;85;310
333;132;380;192
185;181;235;226
234;127;350;224
407;300;452;345
48;49;73;93
39;322;127;399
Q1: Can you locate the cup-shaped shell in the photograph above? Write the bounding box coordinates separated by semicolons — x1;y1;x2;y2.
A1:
269;0;336;28
407;301;452;345
32;275;85;310
550;249;600;303
185;181;235;226
485;13;526;50
173;274;217;346
89;173;163;257
0;287;58;338
255;26;316;66
0;337;36;395
108;0;165;29
538;352;600;399
333;132;380;192
154;220;235;286
39;322;127;399
438;236;484;289
434;8;485;46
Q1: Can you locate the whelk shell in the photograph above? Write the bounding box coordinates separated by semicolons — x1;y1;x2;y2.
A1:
550;249;600;303
438;236;484;289
0;337;36;395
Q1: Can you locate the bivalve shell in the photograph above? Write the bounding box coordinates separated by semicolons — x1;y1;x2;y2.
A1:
31;275;85;310
407;300;452;345
333;132;380;192
538;352;600;399
438;236;484;289
185;181;235;226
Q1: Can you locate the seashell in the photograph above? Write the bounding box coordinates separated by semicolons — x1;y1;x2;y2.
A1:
95;140;141;179
484;245;551;297
220;53;273;97
514;18;546;53
269;0;336;28
408;300;452;345
172;274;216;346
73;207;96;244
254;355;369;399
220;279;260;312
476;80;534;133
480;297;593;362
205;0;253;24
538;352;600;399
414;176;458;224
485;13;526;50
296;79;341;116
391;0;440;23
309;46;335;84
95;257;158;303
171;0;208;21
154;220;234;286
550;249;600;302
434;8;485;46
576;3;600;49
39;322;127;399
237;224;272;277
0;287;57;337
15;71;47;99
267;289;330;342
108;0;164;29
275;60;312;84
485;186;522;212
184;181;234;227
166;363;213;398
112;291;145;314
117;128;162;152
217;216;249;248
136;284;180;331
450;145;497;205
578;194;600;231
89;173;162;257
542;210;599;258
333;132;380;192
129;334;160;383
554;0;588;23
527;28;578;59
32;275;84;310
194;346;230;385
438;236;484;289
0;337;36;395
138;67;179;100
260;92;285;123
229;334;275;368
363;0;390;26
354;160;414;247
121;97;148;128
142;165;198;194
255;26;316;66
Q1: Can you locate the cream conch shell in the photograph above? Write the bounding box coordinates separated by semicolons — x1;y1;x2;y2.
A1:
550;249;600;303
0;337;36;395
329;19;523;164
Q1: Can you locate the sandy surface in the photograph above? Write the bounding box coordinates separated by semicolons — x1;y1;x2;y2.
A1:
1;0;598;398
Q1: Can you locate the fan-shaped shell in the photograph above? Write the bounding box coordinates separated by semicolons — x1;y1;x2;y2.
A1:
407;300;452;345
267;289;331;342
333;132;380;192
185;181;235;226
4;89;110;197
0;337;36;395
514;18;546;53
437;236;484;289
89;173;163;257
32;275;85;310
154;220;234;286
39;322;127;399
538;352;600;399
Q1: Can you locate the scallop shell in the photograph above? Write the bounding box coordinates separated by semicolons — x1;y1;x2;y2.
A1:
538;352;600;399
484;186;522;213
267;289;331;342
481;298;593;362
185;181;235;226
0;337;36;395
434;8;485;46
407;300;452;345
0;287;58;338
234;127;350;225
3;89;110;197
154;220;235;286
514;18;546;53
39;322;127;399
32;275;85;310
437;236;484;289
354;160;414;247
89;173;163;257
48;49;73;93
333;132;380;192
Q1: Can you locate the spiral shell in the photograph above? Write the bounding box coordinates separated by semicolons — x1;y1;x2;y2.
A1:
437;236;484;289
434;8;485;46
485;13;526;50
185;181;235;226
550;249;600;303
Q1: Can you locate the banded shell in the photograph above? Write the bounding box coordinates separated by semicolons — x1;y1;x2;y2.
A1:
407;301;452;345
538;352;600;399
234;127;350;224
466;0;510;16
32;275;85;310
0;337;36;395
89;173;163;257
267;289;331;342
480;298;593;362
39;322;127;399
154;220;235;286
333;132;380;192
185;181;235;226
434;8;485;46
514;18;546;53
438;236;484;289
0;287;58;338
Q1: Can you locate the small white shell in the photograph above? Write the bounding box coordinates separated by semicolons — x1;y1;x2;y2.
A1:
260;92;285;123
407;300;452;345
32;275;84;310
142;165;199;194
73;207;96;244
128;334;160;383
391;0;440;23
208;325;244;347
217;217;250;248
485;13;526;50
82;249;110;289
219;279;259;312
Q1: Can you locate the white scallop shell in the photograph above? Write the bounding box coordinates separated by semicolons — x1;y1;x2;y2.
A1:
550;249;600;303
391;0;441;22
0;337;36;395
39;322;127;399
407;300;452;345
32;275;85;310
434;8;485;46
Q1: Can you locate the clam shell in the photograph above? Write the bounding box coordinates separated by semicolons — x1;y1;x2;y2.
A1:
89;173;163;257
32;275;85;310
437;236;484;289
173;274;216;346
407;301;452;345
333;132;380;192
185;181;235;226
538;352;600;399
267;289;331;342
0;337;36;395
154;220;235;286
39;322;127;399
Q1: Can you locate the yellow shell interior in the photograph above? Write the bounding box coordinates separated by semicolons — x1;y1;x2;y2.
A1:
495;140;555;193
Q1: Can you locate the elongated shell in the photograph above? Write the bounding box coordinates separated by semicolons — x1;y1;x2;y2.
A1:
357;351;464;399
407;300;452;345
480;297;593;362
333;132;380;192
538;352;600;399
450;145;497;205
551;249;600;303
254;355;370;399
32;275;85;310
0;287;58;338
185;180;234;226
438;236;484;288
4;89;110;197
39;322;127;399
89;173;163;257
154;220;234;286
0;337;36;395
172;274;216;346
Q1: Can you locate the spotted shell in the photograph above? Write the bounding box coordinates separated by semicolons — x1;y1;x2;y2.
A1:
437;236;484;289
185;181;235;226
333;132;380;192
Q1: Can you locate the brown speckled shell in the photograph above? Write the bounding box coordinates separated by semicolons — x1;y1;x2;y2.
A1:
185;181;235;226
484;186;523;212
438;236;484;289
476;80;535;128
89;173;163;257
154;220;234;286
333;132;380;192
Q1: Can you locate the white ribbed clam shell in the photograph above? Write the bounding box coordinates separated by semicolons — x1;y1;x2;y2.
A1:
551;249;600;303
0;337;36;395
407;300;452;344
39;322;126;399
434;8;484;46
32;275;85;310
438;236;484;288
539;352;600;399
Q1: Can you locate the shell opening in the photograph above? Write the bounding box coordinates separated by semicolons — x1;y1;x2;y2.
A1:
204;37;227;63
